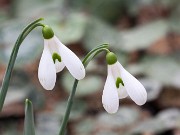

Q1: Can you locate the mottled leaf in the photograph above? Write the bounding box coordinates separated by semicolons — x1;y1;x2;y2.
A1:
96;107;140;128
62;72;103;97
54;100;87;120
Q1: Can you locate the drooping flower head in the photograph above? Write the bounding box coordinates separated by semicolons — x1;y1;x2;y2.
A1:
38;25;85;90
102;52;147;113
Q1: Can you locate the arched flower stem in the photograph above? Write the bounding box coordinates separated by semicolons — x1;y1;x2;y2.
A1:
0;18;44;111
58;44;109;135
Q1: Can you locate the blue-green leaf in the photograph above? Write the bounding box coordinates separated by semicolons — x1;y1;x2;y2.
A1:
24;99;35;135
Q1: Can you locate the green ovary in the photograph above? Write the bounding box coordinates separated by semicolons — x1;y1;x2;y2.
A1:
106;52;117;65
42;25;54;39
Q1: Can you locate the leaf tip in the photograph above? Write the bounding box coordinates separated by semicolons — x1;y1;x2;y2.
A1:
25;99;32;105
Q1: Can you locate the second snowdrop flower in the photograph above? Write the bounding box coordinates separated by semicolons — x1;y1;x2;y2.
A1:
102;52;147;114
38;25;85;90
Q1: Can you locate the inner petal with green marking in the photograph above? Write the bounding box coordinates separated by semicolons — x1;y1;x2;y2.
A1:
52;52;61;63
116;77;124;88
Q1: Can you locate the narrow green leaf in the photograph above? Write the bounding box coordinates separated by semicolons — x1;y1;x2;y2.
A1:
0;18;43;111
24;99;35;135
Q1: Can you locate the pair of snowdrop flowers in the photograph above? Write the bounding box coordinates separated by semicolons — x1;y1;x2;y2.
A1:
38;25;147;114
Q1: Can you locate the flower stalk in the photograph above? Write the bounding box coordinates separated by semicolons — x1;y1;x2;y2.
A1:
58;44;109;135
0;18;44;111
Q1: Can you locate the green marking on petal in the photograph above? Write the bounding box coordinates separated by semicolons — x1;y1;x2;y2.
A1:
52;53;61;63
116;77;124;88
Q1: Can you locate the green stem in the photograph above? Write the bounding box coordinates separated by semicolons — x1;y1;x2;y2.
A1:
58;44;109;135
82;44;109;67
0;18;44;111
58;79;78;135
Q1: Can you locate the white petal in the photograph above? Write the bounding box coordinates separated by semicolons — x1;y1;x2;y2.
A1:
46;37;59;54
117;84;128;99
38;43;56;90
102;69;119;114
119;63;147;105
55;60;65;73
54;36;85;80
108;63;128;99
109;62;121;79
46;37;64;73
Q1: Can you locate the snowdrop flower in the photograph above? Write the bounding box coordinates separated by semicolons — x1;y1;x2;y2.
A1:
38;25;85;90
102;52;147;113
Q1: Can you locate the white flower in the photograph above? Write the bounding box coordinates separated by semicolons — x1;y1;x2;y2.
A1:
38;35;85;90
102;54;147;113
